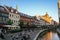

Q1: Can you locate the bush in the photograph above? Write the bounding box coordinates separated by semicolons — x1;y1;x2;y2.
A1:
18;20;24;28
7;19;13;25
32;24;37;28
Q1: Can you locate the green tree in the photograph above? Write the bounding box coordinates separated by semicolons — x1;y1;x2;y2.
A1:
34;25;37;28
18;20;24;28
26;22;29;27
7;19;13;25
32;24;37;28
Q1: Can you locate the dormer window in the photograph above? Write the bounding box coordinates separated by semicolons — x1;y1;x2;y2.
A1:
11;9;13;12
0;7;4;10
16;11;17;13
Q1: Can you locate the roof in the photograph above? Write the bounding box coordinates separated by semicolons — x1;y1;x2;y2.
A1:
18;12;33;19
0;6;9;13
41;13;52;24
0;5;34;19
0;5;19;15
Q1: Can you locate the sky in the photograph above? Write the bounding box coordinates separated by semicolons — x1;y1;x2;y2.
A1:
0;0;59;22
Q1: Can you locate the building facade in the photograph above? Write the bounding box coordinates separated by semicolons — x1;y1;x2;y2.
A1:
19;12;35;25
6;6;20;26
0;6;9;25
35;13;52;26
0;5;20;30
9;12;20;26
58;0;60;24
35;15;45;26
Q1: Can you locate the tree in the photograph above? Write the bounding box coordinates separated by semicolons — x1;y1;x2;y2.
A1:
33;24;37;28
18;20;24;28
7;19;13;25
26;22;29;27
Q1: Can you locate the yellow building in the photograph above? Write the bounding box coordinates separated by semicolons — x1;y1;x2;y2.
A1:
41;12;52;24
58;0;60;24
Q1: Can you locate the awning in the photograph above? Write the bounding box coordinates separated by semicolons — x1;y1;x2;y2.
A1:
0;24;4;27
3;25;19;27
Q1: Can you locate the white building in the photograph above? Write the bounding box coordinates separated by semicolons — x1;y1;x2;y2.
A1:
0;5;20;30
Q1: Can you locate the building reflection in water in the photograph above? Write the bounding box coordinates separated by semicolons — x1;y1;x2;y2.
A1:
45;32;52;40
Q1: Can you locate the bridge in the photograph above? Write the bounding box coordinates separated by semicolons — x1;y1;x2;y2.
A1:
32;29;47;40
0;25;58;40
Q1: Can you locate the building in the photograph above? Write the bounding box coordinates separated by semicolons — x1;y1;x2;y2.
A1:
35;12;52;26
35;15;45;26
0;4;58;30
19;12;34;25
58;0;60;24
51;20;55;25
0;6;9;25
32;16;40;27
0;5;37;28
19;13;42;27
39;17;46;26
0;5;20;30
41;12;52;24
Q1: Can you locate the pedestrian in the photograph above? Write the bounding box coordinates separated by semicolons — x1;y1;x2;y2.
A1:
21;35;27;40
27;35;30;39
0;33;5;39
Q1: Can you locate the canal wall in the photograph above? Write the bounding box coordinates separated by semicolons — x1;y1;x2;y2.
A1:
33;29;47;40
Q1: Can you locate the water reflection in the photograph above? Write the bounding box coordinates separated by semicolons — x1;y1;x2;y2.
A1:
46;32;52;40
37;32;60;40
52;33;59;40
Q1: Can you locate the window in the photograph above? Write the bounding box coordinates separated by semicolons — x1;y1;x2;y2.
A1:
12;15;13;17
3;17;5;21
1;13;8;17
14;20;15;23
16;15;19;18
11;9;13;12
5;13;7;16
1;17;3;22
0;17;1;22
5;18;7;22
0;7;4;10
16;16;17;18
18;16;19;18
10;14;11;17
2;17;6;23
5;13;8;17
16;11;17;13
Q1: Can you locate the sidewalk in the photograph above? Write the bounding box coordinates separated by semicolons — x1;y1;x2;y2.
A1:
0;29;47;40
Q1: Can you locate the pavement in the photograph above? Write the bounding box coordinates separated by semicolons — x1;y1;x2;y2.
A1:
0;29;46;40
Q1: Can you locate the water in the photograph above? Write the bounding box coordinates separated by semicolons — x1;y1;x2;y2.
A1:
37;31;60;40
52;32;59;40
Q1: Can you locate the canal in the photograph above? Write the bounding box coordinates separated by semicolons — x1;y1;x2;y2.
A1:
37;31;60;40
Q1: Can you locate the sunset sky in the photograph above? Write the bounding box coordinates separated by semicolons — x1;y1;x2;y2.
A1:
0;0;58;22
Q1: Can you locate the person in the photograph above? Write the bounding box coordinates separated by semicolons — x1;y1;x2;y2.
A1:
27;35;30;39
0;33;5;39
21;35;27;40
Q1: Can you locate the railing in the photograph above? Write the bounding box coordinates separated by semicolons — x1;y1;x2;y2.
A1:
33;29;47;40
